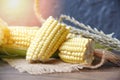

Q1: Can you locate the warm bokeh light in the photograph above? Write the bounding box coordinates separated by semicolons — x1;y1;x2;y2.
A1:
0;0;58;26
8;0;21;10
3;0;25;17
0;0;39;26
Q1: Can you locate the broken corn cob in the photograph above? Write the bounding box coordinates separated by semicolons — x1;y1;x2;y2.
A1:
26;16;70;62
59;36;94;65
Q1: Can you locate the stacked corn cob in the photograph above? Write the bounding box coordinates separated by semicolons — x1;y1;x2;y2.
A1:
26;16;70;62
0;16;95;65
59;36;94;65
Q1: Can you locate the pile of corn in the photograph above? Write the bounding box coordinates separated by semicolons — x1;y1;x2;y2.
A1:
0;16;94;65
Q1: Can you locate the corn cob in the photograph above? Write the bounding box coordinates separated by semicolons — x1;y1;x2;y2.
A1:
0;26;39;57
0;18;10;46
26;16;70;62
59;36;94;65
6;26;39;49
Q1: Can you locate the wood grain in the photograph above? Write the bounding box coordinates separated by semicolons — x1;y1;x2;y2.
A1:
0;59;120;80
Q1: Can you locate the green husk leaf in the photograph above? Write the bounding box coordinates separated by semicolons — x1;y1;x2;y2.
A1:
0;46;26;58
51;50;59;58
0;46;60;59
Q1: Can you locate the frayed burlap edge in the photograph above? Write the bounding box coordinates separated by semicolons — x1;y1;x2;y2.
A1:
3;58;84;74
2;50;107;74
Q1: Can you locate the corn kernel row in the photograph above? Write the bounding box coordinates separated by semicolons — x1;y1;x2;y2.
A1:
59;36;94;65
0;17;94;65
26;16;70;62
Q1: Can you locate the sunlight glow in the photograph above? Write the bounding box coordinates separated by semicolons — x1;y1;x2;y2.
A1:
0;0;36;26
2;0;29;16
9;0;21;9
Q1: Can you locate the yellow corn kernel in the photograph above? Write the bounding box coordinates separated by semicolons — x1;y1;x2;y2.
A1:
4;26;39;49
0;18;10;46
59;36;94;65
0;26;39;50
26;16;70;62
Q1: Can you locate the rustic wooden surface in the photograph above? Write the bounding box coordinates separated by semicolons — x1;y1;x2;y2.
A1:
0;59;120;80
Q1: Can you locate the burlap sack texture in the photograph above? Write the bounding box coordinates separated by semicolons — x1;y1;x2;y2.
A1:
3;58;84;74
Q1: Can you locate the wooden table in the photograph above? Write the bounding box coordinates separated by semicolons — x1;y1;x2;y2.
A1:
0;59;120;80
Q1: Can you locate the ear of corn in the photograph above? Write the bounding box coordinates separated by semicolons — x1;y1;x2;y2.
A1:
0;17;94;65
5;26;39;50
0;26;9;45
0;25;39;57
0;18;10;45
26;16;70;62
59;36;94;65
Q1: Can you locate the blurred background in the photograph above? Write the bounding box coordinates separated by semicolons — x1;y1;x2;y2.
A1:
0;0;39;26
0;0;120;39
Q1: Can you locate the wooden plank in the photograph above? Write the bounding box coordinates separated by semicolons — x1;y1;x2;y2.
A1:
0;59;120;80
